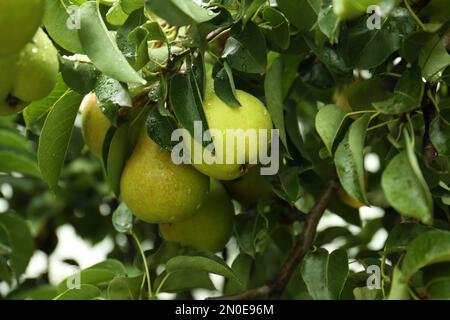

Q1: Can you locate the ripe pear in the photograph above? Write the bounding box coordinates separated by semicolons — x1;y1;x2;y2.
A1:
81;93;111;156
120;130;210;224
185;86;273;181
159;180;234;252
223;166;274;205
0;28;58;116
0;0;45;57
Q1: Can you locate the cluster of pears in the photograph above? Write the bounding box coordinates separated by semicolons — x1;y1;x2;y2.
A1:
0;0;58;116
81;72;274;252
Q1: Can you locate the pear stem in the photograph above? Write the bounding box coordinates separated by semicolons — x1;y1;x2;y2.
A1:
131;232;153;299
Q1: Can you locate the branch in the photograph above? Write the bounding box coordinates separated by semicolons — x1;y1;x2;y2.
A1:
208;177;340;300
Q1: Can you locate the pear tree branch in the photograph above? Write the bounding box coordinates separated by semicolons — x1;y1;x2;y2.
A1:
208;177;340;300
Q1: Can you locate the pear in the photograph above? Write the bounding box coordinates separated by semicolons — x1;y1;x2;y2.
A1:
333;0;383;20
0;28;58;116
223;166;274;205
0;0;45;57
159;180;234;252
120;130;210;224
185;86;273;181
81;93;111;156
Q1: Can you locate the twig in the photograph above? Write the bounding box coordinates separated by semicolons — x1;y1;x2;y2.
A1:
207;177;340;300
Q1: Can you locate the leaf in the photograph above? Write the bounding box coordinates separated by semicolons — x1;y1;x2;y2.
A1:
381;135;433;224
23;75;69;128
223;22;267;74
372;66;424;115
154;269;215;293
54;284;101;300
146;107;179;153
260;7;290;51
145;0;218;26
419;33;450;81
265;57;288;152
170;73;208;144
301;249;349;300
0;150;40;178
385;223;430;253
318;0;340;44
59;56;99;94
334;114;370;204
277;0;321;31
430;116;450;156
108;275;143;300
402;230;450;279
387;267;410;300
44;0;84;53
315;104;347;156
38;91;84;191
103;124;130;195
95;74;132;123
165;254;241;284
234;212;268;258
78;1;146;84
0;213;34;277
340;8;415;69
213;62;241;108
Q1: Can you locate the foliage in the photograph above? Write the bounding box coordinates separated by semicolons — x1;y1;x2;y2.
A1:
0;0;450;300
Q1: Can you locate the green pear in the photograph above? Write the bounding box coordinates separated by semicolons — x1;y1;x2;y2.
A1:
81;93;112;156
0;28;58;116
184;85;273;181
159;180;234;252
0;0;45;57
223;166;274;205
120;130;210;224
333;0;383;20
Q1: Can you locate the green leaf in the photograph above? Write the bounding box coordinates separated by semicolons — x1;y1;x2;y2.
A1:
54;284;102;300
387;267;410;300
0;150;40;178
381;133;433;224
318;0;340;44
277;0;321;31
107;275;143;300
59;55;99;94
334;114;370;204
402;230;450;279
44;0;84;53
78;1;146;84
353;287;382;300
0;213;34;277
419;33;450;81
154;269;215;293
265;57;288;152
223;22;267;74
372;66;424;115
385;223;430;253
146;0;218;26
213;62;241;108
147;106;179;152
430;116;450;156
315;104;347;156
170;73;209;144
340;8;415;69
103;124;130;196
95;74;132;124
23;75;69;129
260;7;290;51
38;91;84;191
165;254;241;284
301;249;349;300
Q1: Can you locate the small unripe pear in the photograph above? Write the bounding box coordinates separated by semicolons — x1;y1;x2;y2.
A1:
159;180;234;252
81;93;111;156
120;131;210;224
